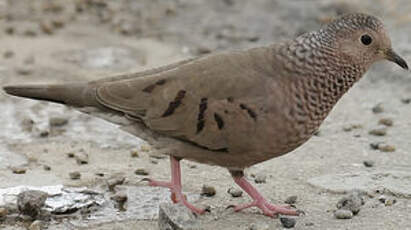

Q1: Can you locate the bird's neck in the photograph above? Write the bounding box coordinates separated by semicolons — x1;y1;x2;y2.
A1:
282;37;367;136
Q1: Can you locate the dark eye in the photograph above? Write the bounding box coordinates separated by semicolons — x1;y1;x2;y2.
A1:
360;34;372;46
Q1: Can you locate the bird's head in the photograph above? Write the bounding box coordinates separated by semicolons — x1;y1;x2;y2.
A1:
325;13;408;70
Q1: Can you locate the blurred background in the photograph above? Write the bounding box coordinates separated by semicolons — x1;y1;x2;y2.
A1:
0;1;410;230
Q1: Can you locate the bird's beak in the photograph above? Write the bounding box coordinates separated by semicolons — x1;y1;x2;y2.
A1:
385;49;408;70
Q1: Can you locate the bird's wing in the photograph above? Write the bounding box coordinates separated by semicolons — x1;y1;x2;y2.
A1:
96;46;284;152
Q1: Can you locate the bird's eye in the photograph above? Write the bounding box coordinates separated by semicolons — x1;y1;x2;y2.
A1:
360;34;373;46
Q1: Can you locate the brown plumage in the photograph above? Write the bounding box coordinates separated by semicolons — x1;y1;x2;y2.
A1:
3;13;408;216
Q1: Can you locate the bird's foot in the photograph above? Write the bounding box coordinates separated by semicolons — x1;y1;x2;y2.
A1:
233;200;299;217
144;178;205;214
230;170;301;217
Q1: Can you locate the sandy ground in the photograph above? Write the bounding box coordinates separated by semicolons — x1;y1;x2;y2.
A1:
0;0;411;229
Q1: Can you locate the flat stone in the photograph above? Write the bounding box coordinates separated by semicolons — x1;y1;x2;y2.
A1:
308;170;411;198
158;203;201;230
17;190;48;218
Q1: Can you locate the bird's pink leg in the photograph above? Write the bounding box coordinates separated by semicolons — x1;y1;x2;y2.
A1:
230;170;299;217
145;156;205;214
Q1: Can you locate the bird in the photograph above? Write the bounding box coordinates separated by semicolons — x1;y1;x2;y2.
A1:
3;13;408;217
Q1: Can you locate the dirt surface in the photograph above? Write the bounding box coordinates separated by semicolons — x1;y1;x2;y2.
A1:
0;0;411;229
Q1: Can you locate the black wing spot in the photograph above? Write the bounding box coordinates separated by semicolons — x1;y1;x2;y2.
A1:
156;79;166;85
214;113;224;129
240;103;257;121
176;137;228;152
196;98;208;134
162;90;186;117
142;84;156;93
142;79;166;93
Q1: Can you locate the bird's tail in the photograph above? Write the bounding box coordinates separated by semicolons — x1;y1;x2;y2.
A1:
3;83;99;107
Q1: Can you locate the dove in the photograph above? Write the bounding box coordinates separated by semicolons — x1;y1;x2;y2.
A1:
3;13;408;217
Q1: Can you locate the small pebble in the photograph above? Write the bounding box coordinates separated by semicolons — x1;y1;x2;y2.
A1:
67;152;75;158
69;171;81;180
17;190;48;218
378;118;393;127
11;166;27;174
16;66;33;75
285;195;298;204
111;192;128;210
201;185;216;197
280;217;297;228
140;145;151;152
363;160;374;167
24;56;35;65
227;187;243;197
39;21;54;34
401;98;411;104
0;207;8;217
254;174;267;184
372;103;384;114
196;46;212;55
378;144;396;152
29;220;43;230
49;117;68;127
52;19;65;28
368;127;387;136
336;190;364;215
342;124;362;132
305;222;315;226
135;168;149;176
39;130;49;137
370;142;382;150
150;159;158;164
384;197;396;206
334;209;353;219
107;177;125;191
96;172;105;177
43;165;51;171
5;26;14;34
3;50;14;58
130;150;139;158
249;223;269;230
75;152;89;165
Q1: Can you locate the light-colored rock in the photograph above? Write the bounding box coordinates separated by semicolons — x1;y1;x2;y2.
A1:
158;203;202;230
308;170;411;198
334;209;353;219
29;220;44;230
17;190;48;218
